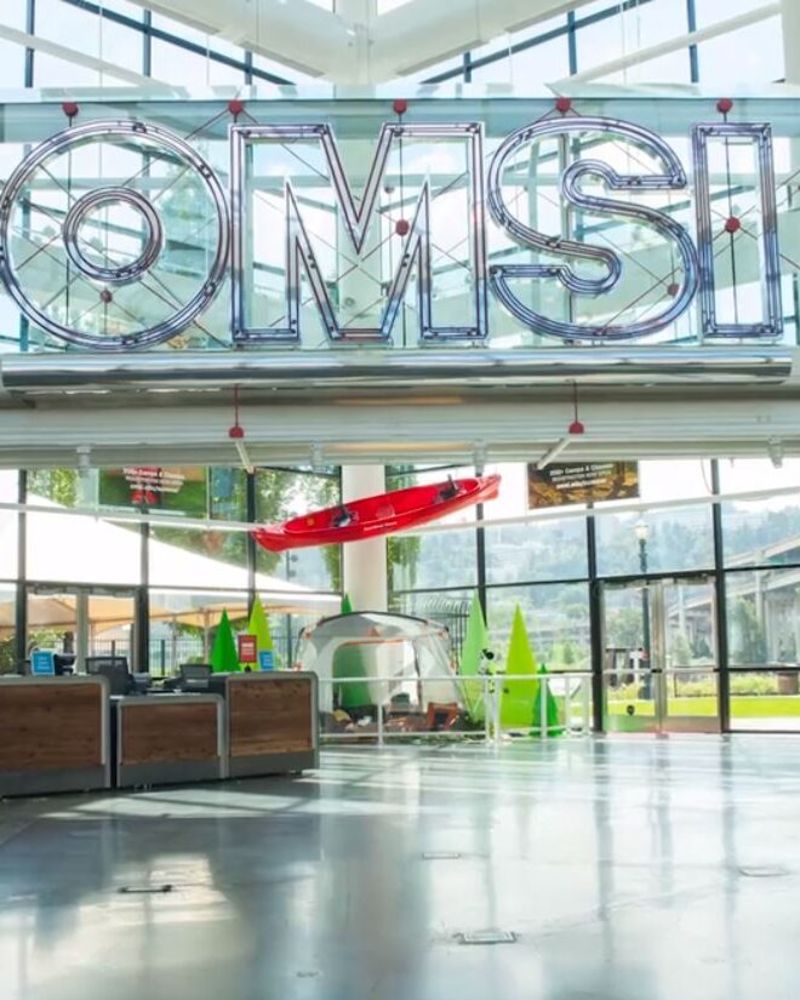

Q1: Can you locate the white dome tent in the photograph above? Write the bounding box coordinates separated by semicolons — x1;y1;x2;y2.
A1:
294;611;463;721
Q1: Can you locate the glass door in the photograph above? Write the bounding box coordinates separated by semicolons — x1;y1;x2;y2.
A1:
601;575;721;733
26;584;138;673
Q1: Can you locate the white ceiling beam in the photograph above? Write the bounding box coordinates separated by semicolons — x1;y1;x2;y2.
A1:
554;3;781;86
1;387;800;469
124;0;349;80
0;25;164;88
369;0;595;80
122;0;600;84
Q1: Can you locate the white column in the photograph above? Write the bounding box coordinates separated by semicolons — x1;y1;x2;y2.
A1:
341;465;387;612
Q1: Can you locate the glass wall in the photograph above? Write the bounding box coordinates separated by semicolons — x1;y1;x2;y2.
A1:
11;464;341;674
385;457;800;734
720;460;800;731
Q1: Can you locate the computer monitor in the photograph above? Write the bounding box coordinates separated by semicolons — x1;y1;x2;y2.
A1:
179;663;212;690
86;656;131;696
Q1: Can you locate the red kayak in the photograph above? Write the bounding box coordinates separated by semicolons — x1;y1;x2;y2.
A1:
252;474;501;552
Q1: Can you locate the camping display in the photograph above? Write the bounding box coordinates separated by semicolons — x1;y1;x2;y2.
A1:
294;611;468;734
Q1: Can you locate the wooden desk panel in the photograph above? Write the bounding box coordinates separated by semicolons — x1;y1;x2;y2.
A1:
228;678;314;758
120;701;220;765
0;682;103;772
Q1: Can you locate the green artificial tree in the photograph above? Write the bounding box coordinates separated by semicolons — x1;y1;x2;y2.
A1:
499;605;540;730
333;591;371;708
210;609;240;673
248;595;274;669
459;592;489;722
530;663;563;737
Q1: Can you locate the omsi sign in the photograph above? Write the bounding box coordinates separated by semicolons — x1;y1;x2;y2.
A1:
0;115;782;351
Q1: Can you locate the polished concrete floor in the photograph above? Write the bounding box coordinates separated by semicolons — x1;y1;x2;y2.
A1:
2;737;800;1000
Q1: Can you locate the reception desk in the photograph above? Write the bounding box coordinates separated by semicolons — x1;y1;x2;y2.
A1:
210;672;319;778
0;676;110;796
113;694;224;788
0;671;318;797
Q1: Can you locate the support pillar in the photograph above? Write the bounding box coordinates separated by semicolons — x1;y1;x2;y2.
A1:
75;589;89;673
341;465;387;612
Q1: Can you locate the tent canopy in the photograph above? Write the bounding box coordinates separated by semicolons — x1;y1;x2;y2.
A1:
296;611;461;712
0;497;338;618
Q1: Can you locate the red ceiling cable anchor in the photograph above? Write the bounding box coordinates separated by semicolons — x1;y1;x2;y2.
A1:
228;99;246;119
62;101;79;122
393;98;408;116
228;384;244;440
555;96;572;114
229;385;254;473
568;382;585;435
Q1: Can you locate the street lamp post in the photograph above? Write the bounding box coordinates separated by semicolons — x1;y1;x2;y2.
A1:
635;520;652;699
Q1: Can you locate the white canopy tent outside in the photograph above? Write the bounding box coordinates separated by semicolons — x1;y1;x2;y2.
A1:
0;498;338;662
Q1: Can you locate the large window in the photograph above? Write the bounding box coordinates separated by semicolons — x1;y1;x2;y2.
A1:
254;467;341;593
27;468;140;585
595;461;715;577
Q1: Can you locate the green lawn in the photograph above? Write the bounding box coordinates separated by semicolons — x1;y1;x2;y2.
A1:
606;696;800;718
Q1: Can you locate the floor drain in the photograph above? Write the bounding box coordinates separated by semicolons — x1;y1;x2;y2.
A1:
738;866;789;879
118;884;174;895
423;852;462;860
458;930;517;946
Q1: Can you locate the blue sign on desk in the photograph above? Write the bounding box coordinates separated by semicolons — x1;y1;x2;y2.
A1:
31;650;55;676
258;650;274;671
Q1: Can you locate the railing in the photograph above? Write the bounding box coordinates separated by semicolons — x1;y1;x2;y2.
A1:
317;671;593;746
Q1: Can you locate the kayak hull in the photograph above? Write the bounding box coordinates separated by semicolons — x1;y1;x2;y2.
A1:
252;474;501;552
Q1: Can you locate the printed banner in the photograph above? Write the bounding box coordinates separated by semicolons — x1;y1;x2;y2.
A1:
527;462;639;509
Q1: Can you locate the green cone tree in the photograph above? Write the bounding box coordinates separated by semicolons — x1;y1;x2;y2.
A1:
248;595;274;669
333;592;371;708
460;592;489;722
499;605;540;729
210;609;240;673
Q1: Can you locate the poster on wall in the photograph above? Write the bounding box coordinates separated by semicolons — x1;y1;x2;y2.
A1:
99;467;207;514
527;462;639;509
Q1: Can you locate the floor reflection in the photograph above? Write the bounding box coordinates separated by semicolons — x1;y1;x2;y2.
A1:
1;737;800;999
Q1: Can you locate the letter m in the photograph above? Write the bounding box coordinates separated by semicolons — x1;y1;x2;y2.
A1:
231;122;487;345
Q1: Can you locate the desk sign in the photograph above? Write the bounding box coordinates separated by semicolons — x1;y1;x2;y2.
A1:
258;650;274;671
31;650;55;676
238;634;257;664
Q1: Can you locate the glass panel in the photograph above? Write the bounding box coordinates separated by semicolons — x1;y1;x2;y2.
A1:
486;581;593;735
254;468;341;591
729;670;800;732
0;584;16;674
149;587;249;674
726;568;800;668
390;589;472;651
596;461;714;577
0;471;18;579
27;469;140;585
720;459;800;567
26;587;135;672
0;30;25;90
695;16;784;86
486;582;591;671
149;468;247;588
694;0;775;28
485;517;587;584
